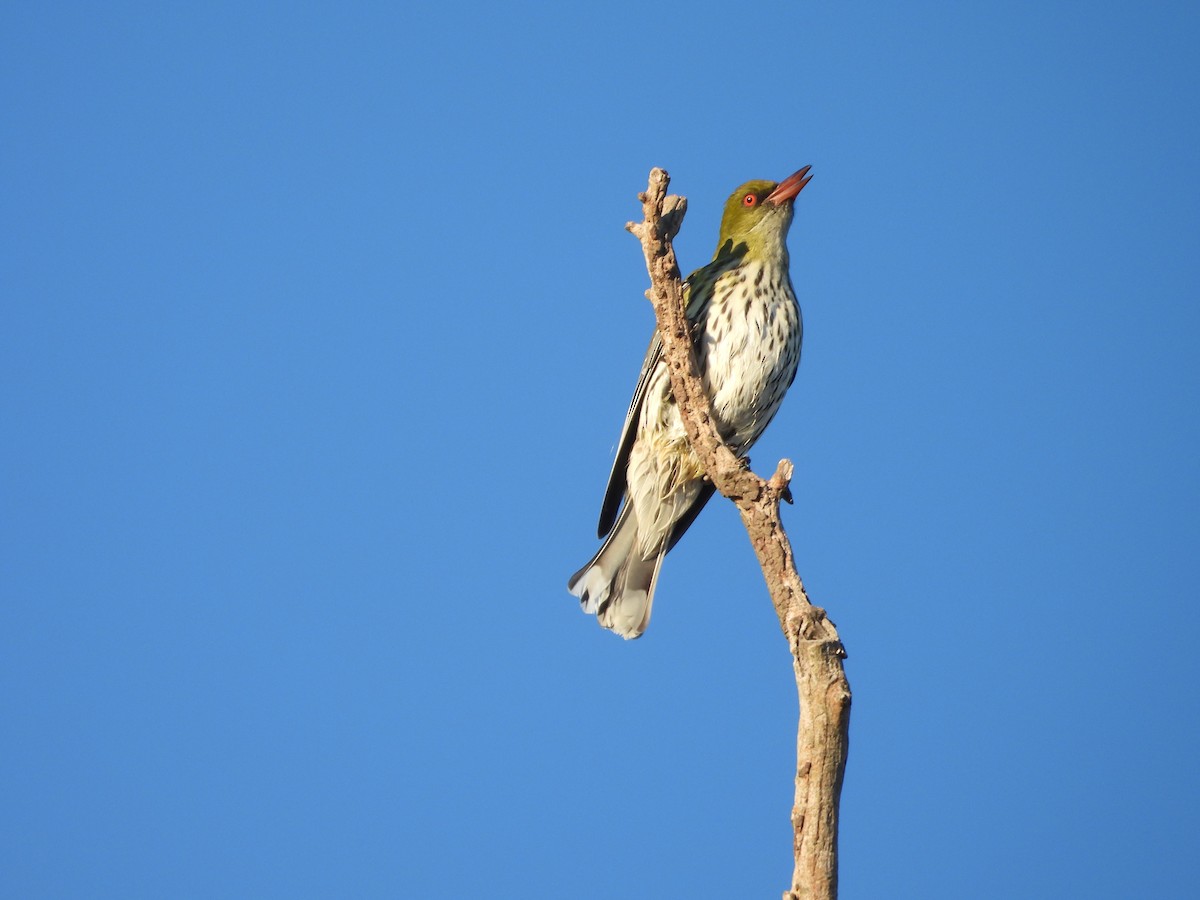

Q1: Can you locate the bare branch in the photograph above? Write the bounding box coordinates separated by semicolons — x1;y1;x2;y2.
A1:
628;168;852;900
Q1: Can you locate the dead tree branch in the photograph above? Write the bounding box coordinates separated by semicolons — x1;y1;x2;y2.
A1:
625;168;852;900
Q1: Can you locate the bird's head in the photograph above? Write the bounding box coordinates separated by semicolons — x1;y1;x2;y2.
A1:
715;166;812;260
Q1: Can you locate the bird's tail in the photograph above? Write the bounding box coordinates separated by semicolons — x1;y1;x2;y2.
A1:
567;506;664;640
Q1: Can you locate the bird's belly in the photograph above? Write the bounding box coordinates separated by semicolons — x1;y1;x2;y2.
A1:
701;293;801;451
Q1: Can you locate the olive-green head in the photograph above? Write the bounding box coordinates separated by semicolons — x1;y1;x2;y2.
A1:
715;166;812;260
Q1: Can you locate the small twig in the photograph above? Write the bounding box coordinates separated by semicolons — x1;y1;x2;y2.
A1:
627;168;852;900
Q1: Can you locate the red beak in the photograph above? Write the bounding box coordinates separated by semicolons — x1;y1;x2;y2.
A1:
765;166;813;205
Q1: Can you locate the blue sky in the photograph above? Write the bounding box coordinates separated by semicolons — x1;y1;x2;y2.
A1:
3;2;1198;898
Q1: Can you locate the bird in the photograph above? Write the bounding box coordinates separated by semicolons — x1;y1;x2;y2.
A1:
568;167;812;638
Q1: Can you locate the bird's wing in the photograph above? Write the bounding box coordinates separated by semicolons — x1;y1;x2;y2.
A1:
595;242;747;539
684;239;747;317
597;332;662;537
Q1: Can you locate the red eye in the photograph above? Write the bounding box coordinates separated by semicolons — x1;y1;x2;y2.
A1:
742;193;757;207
